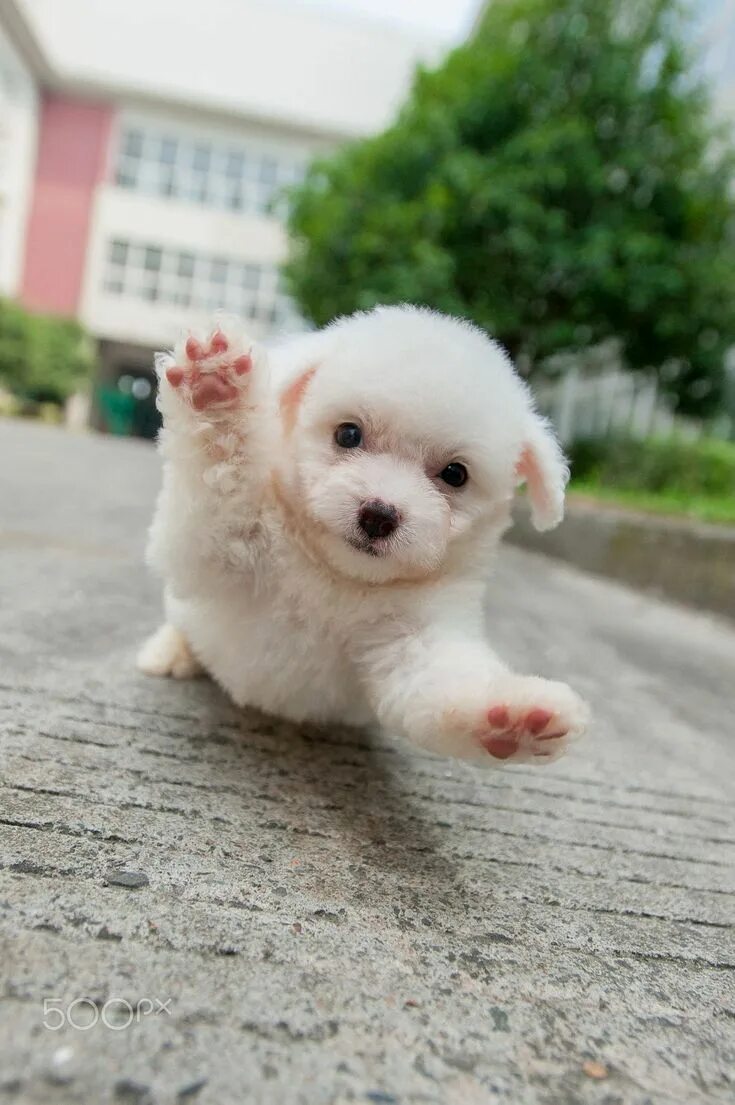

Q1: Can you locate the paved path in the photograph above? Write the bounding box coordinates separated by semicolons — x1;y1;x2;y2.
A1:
1;419;734;1105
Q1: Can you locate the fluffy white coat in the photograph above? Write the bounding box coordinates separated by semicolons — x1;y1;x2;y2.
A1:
138;306;589;763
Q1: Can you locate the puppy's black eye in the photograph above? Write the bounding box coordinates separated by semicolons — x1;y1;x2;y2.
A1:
439;462;468;488
335;422;362;449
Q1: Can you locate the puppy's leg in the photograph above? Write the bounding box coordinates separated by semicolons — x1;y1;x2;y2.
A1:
148;322;274;585
359;629;589;765
137;623;203;679
155;321;269;483
140;323;272;672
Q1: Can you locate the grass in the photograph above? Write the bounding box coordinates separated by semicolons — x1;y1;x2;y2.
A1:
569;479;735;526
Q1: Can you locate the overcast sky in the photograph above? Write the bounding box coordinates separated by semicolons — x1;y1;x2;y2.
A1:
291;0;481;40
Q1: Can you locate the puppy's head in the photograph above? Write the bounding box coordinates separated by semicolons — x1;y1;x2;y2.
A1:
277;306;567;584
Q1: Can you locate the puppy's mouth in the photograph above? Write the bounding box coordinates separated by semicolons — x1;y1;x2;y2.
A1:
345;535;390;558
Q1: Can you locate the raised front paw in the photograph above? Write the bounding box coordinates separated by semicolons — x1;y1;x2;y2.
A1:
157;325;253;413
476;676;589;765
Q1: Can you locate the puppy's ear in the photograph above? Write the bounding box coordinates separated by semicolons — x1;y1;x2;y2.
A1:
515;414;569;531
280;365;317;435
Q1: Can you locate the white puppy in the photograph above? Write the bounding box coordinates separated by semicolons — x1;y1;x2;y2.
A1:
138;306;589;763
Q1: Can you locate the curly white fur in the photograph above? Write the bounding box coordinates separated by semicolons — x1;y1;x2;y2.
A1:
138;306;589;764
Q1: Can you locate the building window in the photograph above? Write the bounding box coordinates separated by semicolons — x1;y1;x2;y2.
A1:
102;238;300;331
113;123;305;216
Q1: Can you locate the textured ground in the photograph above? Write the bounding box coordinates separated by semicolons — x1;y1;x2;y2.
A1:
0;419;733;1105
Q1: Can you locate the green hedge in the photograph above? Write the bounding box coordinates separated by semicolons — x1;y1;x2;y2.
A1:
0;298;92;406
568;435;735;498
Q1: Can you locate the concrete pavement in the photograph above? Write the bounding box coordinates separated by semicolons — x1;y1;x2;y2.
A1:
0;419;734;1105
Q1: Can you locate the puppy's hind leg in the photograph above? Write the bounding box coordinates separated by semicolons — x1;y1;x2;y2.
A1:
137;624;204;680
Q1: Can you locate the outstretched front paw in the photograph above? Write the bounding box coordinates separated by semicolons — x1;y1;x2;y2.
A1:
477;676;589;765
158;325;253;413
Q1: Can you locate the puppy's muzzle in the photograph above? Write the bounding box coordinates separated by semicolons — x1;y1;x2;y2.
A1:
358;500;400;540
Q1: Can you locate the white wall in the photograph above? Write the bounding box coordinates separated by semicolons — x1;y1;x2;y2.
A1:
81;185;289;347
0;20;38;298
20;0;442;139
80;105;325;348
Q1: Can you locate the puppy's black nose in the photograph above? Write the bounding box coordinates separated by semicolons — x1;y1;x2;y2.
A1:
358;500;400;540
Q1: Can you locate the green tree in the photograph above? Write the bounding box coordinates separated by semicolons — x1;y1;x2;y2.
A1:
285;0;735;415
0;299;92;406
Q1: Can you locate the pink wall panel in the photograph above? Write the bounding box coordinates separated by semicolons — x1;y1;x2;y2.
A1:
21;95;113;317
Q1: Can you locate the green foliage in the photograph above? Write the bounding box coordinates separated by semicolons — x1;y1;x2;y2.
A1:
0;299;92;405
285;0;735;416
568;481;735;524
568;434;735;497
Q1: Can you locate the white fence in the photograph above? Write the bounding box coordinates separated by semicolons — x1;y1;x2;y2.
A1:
531;349;734;445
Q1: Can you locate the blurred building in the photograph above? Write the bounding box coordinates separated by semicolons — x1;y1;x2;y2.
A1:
0;0;440;432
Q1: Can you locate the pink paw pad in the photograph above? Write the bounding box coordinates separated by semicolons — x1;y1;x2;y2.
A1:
526;708;553;734
484;737;518;760
190;374;238;411
165;328;252;411
209;329;229;354
165;366;185;388
480;703;568;762
185;336;205;361
487;706;510;728
232;355;252;375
